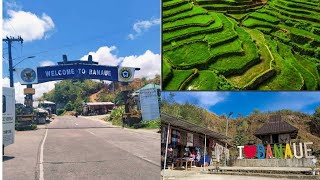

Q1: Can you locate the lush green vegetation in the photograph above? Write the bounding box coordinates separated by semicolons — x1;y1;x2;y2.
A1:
139;119;160;129
162;0;320;90
108;107;124;126
43;80;105;113
165;69;195;90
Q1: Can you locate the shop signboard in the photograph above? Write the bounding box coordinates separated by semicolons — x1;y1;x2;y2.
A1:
139;88;160;121
237;142;315;159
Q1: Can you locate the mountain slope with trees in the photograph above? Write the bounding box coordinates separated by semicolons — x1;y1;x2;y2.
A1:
161;95;320;157
40;75;160;114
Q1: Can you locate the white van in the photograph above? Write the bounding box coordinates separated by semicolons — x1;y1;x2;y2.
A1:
3;87;15;154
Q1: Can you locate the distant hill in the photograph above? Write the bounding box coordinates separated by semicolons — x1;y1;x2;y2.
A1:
161;100;320;157
41;75;160;112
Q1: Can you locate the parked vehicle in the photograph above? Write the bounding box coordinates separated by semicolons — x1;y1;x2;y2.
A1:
3;87;15;155
35;108;48;124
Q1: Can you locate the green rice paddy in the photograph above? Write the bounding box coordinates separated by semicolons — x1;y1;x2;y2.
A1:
162;0;320;90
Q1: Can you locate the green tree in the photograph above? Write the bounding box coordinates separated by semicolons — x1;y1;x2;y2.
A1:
98;93;115;102
241;121;249;132
64;102;74;111
141;77;147;86
253;108;261;115
234;132;247;146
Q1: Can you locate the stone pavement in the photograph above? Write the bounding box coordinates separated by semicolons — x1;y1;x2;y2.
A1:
161;166;320;180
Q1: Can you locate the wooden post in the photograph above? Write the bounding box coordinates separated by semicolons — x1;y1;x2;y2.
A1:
163;123;170;180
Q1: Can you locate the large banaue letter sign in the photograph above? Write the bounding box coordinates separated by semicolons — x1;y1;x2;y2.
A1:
15;65;136;84
237;142;315;159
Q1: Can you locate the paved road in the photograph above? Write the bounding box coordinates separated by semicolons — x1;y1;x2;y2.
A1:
3;116;160;180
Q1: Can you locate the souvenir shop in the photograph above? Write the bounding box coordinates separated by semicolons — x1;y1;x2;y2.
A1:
161;113;231;171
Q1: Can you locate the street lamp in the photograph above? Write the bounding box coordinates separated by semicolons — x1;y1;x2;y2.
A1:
13;56;36;69
8;56;36;87
224;112;233;167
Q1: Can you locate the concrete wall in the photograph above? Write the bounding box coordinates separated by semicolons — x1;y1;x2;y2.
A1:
230;158;313;167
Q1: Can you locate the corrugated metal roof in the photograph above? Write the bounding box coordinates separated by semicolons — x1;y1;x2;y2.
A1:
161;113;230;140
85;102;114;106
41;101;55;104
135;83;160;94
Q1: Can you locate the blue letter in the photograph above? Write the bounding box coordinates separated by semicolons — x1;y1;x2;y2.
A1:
257;144;265;159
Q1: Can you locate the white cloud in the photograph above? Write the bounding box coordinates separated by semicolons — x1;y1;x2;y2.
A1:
80;46;160;79
80;46;120;66
2;77;56;104
190;92;229;108
128;18;160;40
171;92;229;108
3;10;55;42
120;50;160;79
39;60;55;67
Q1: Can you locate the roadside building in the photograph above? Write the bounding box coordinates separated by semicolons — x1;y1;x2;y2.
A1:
82;102;114;116
161;113;231;172
34;100;57;114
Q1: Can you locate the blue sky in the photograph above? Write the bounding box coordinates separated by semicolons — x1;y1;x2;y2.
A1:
2;0;160;102
2;0;160;78
161;92;320;117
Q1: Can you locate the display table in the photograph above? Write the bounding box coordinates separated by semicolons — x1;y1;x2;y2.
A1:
175;158;194;171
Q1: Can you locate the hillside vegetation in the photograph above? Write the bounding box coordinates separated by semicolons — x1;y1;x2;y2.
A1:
162;0;320;90
161;96;320;157
41;75;160;114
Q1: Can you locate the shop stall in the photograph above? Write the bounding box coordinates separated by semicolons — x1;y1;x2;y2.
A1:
161;113;231;174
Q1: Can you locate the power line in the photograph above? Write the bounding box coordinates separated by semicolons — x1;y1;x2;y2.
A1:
8;21;19;36
11;31;113;61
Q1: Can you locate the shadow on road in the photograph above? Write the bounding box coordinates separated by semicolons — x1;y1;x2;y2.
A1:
3;156;15;161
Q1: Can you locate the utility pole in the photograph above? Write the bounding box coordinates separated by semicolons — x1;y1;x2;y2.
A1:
224;112;233;167
3;36;24;87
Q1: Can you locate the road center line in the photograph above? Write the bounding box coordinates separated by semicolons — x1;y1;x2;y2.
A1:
39;128;48;180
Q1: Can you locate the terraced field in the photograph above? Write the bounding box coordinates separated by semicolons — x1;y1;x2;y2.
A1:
162;0;320;90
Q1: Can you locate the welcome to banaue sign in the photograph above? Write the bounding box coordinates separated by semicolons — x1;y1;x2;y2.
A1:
237;142;315;159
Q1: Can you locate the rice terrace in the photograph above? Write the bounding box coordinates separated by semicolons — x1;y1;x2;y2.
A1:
162;0;320;90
